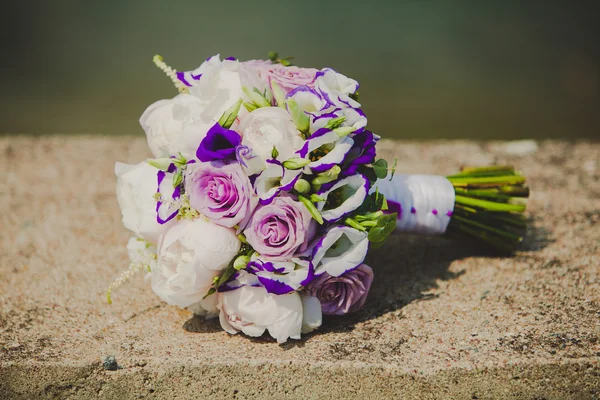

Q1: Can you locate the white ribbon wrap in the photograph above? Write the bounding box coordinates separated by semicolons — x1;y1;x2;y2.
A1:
374;174;456;235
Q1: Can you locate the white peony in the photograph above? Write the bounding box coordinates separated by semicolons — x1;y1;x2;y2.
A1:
139;94;204;158
217;286;303;344
238;107;304;170
115;161;175;243
141;56;266;159
300;294;322;334
151;219;241;311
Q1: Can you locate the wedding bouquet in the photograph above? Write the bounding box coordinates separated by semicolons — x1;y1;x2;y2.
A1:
110;53;529;343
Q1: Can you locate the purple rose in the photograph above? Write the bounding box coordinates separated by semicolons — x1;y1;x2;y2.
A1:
244;196;314;261
186;161;258;229
196;123;241;162
306;264;374;315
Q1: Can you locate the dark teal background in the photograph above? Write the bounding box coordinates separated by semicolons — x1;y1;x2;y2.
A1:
1;0;599;139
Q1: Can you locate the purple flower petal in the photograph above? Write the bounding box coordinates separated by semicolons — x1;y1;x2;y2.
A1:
196;123;242;162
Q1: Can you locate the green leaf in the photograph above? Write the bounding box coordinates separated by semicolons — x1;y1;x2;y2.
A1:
368;213;397;244
389;158;398;180
298;195;324;224
373;159;389;179
218;98;244;129
203;287;216;300
268;51;278;61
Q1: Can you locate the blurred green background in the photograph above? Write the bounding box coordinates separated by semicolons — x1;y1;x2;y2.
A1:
1;0;598;139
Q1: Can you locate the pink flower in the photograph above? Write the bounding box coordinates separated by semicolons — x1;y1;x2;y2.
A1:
243;60;319;94
186;161;257;230
243;196;314;261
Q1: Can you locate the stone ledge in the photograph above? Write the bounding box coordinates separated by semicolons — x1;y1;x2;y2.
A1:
0;137;598;399
2;361;599;399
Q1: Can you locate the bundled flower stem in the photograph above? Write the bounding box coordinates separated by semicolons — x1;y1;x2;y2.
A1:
445;166;529;253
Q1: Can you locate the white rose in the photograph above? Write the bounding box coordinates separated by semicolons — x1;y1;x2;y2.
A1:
238;107;304;171
151;219;241;310
115;161;175;243
139;94;204;158
217;286;303;344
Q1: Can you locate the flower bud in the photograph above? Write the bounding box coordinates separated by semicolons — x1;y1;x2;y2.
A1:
218;98;243;129
282;157;311;170
287;98;310;133
147;158;174;171
233;255;250;271
294;179;311;194
271;81;287;108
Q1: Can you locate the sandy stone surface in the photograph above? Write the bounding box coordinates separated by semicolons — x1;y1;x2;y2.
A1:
0;136;598;399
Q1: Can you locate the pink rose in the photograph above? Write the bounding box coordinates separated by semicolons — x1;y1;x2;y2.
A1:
243;60;319;94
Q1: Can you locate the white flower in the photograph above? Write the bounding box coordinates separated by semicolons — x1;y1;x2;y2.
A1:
126;236;157;271
315;68;360;108
238;107;304;170
139;94;204;158
296;128;354;174
220;255;314;295
143;55;267;159
115;161;175;243
151;219;241;310
253;160;302;204
316;174;370;222
300;294;322;334
310;226;369;277
217;286;303;344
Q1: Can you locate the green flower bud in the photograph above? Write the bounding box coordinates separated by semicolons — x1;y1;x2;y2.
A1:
172;171;183;187
287;98;310;133
311;165;341;186
294;179;311;194
334;126;355;138
309;194;326;203
218;98;243;129
298;195;324;225
233;255;250;271
282;157;310;170
243;87;271;108
271;81;287;108
271;146;279;159
323;116;346;130
147;158;174;171
243;102;258;113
